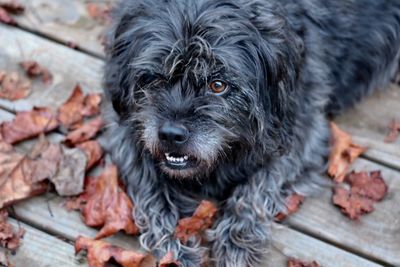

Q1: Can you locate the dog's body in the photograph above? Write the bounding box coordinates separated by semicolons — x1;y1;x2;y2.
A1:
104;1;400;266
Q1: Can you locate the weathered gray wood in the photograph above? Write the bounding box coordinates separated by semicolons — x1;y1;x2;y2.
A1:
6;218;84;267
0;24;103;112
288;159;400;266
15;0;110;57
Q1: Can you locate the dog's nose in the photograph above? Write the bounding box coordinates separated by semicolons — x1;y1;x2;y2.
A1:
158;121;189;145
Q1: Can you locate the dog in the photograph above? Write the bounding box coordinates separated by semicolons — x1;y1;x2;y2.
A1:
103;0;400;266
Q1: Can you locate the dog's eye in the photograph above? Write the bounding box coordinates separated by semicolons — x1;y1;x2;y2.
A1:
209;80;228;94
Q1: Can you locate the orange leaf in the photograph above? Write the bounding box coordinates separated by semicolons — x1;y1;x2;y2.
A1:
175;200;217;244
77;140;104;170
20;61;53;84
0;71;31;101
65;117;104;146
275;194;305;221
81;165;139;239
328;122;367;183
57;85;86;129
75;236;147;267
0;107;59;144
0;210;25;251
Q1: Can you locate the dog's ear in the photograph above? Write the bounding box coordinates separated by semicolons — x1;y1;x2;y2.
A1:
245;2;304;154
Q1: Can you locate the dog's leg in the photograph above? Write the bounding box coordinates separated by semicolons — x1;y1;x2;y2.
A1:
207;169;280;267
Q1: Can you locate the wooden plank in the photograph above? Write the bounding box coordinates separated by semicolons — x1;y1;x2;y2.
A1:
0;24;103;112
288;159;400;266
5;218;84;267
15;0;110;57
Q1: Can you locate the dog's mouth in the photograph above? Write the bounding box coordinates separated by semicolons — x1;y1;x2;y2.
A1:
163;152;197;169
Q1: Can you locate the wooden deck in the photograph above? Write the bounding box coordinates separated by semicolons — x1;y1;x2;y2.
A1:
0;1;399;266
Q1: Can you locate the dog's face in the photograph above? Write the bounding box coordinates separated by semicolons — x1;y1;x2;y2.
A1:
105;0;301;179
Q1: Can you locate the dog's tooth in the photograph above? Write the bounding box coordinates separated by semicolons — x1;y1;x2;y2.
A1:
184;156;189;160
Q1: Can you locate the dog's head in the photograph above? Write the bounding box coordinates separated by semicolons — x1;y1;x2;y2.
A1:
105;0;302;179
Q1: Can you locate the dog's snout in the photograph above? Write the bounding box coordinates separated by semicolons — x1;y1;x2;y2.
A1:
158;121;189;145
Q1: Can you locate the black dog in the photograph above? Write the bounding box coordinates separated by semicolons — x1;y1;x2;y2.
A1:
104;1;400;266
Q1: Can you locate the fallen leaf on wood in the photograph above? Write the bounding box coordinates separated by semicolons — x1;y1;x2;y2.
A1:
86;3;111;24
328;122;367;183
287;258;320;267
0;107;59;144
57;85;102;129
0;210;25;251
159;251;180;267
0;7;15;25
384;119;400;143
75;236;147;267
332;186;374;220
80;165;139;239
20;61;53;84
77;140;104;170
347;171;388;201
65;117;104;146
0;70;32;100
175;200;217;244
275;194;305;221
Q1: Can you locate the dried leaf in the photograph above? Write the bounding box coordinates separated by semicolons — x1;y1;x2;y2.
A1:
20;61;53;84
275;194;305;221
384;119;400;143
86;3;111;24
0;7;15;25
332;187;374;220
159;251;180;267
0;71;31;100
328;122;367;183
65;117;104;146
0;107;59;144
75;236;147;267
81;165;139;239
347;171;388;201
77;140;104;170
0;210;25;251
57;85;102;129
287;258;320;267
175;200;217;244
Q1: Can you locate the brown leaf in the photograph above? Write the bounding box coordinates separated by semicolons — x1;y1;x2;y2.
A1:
159;251;181;267
384;119;400;143
81;165;139;239
77;140;104;170
0;7;16;25
347;171;388;201
0;1;24;14
20;61;53;85
0;139;48;209
175;200;217;244
328;122;367;183
0;107;59;144
332;186;375;220
86;3;111;24
75;236;147;267
275;194;305;221
0;210;25;251
65;117;104;146
288;258;320;267
57;85;102;129
0;71;31;100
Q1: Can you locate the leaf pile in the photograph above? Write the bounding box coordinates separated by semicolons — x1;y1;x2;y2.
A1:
75;236;148;267
384;119;400;143
20;61;53;85
0;71;31;101
0;210;25;251
0;0;24;25
328;122;367;183
287;258;320;267
175;200;217;244
332;171;388;220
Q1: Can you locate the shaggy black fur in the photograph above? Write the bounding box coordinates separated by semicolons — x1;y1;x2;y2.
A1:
103;0;400;266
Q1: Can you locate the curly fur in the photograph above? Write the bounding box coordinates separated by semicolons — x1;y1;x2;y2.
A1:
103;0;400;266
